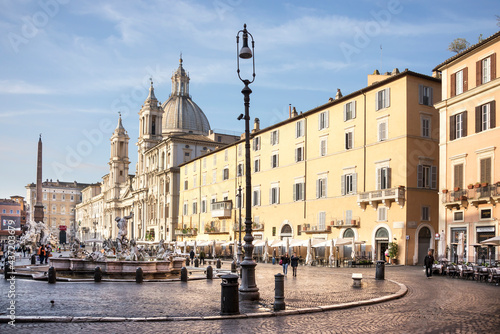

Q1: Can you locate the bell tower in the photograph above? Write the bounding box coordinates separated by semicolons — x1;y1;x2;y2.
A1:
109;113;130;188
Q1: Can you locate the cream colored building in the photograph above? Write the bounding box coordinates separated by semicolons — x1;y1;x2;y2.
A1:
435;31;500;263
75;58;238;243
179;69;441;265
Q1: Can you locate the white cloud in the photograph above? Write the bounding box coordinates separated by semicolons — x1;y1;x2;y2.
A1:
0;80;52;95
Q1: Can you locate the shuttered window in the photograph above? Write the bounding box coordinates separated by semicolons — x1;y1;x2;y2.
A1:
345;131;353;150
296;120;304;138
375;88;390;111
451;68;468;97
270;130;279;145
295;146;304;162
377;167;391;190
476;53;496;86
341;173;357;195
316;177;327;198
453;164;464;189
480;158;491;184
293;182;305;201
419;85;433;106
320;138;327;156
378;120;388;141
450;111;467;140
475;101;496;133
270;185;280;205
318;111;329;130
344;101;356;121
417;164;437;189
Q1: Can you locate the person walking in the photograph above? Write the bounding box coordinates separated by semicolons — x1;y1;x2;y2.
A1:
281;252;290;276
189;249;195;266
199;250;205;265
45;245;50;264
38;245;46;265
290;252;299;277
424;250;434;278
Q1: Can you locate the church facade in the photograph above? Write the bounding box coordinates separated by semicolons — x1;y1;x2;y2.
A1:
75;59;238;242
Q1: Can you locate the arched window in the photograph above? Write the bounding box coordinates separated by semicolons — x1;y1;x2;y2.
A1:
375;227;389;240
344;228;355;238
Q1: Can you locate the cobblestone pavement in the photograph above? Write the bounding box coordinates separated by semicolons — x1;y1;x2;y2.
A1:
1;263;499;333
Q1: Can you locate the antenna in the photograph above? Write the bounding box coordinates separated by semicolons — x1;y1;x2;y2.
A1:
380;45;383;73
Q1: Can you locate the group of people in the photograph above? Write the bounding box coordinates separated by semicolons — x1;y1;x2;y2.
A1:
37;244;52;265
280;252;300;276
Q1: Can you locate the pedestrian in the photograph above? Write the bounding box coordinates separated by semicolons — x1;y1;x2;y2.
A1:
281;252;290;276
45;245;50;264
200;250;205;265
38;245;46;265
424;250;434;278
291;252;299;277
190;249;195;265
22;245;26;257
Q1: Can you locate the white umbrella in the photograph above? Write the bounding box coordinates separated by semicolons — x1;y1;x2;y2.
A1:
233;240;238;262
457;232;464;262
439;231;446;260
183;241;187;254
329;239;335;266
351;238;356;260
334;238;353;246
263;238;269;263
481;235;500;245
306;238;312;265
194;240;197;255
212;240;216;258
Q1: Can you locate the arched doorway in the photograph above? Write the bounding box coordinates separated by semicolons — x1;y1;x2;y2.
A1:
278;223;292;256
59;230;66;244
418;227;431;265
375;227;389;261
343;228;355;260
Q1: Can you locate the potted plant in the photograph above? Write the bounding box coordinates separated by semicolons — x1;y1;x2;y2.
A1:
467;184;474;189
454;187;460;192
388;241;399;265
442;189;449;193
475;182;481;188
481;182;488;187
460;195;467;201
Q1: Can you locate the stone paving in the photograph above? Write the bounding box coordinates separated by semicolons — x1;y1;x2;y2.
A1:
1;256;499;333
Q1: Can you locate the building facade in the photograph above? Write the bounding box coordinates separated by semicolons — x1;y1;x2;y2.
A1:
75;58;238;243
25;180;89;243
178;69;441;265
435;31;500;263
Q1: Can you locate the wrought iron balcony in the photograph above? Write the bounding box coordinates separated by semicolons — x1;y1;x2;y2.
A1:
174;228;198;236
302;224;331;234
357;186;405;210
204;221;229;234
442;184;500;209
211;200;232;218
331;217;360;228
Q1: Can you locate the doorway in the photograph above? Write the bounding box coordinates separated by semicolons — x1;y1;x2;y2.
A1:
417;227;431;265
375;227;389;261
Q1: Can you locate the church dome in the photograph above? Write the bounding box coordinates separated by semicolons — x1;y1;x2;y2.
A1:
162;58;211;136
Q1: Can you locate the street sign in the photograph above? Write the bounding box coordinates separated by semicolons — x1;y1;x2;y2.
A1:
406;235;410;240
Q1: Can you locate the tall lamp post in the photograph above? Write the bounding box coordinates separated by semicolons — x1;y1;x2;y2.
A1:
236;183;243;266
236;24;259;301
93;220;98;251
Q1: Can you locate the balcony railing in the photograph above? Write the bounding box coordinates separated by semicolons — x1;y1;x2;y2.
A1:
233;222;264;231
302;224;331;234
174;228;198;237
442;184;500;209
205;222;229;234
357;186;405;210
331;217;360;228
211;200;232;218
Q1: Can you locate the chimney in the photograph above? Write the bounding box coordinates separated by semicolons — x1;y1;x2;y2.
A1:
335;89;343;99
253;118;260;132
391;68;400;75
291;107;298;117
289;104;292;118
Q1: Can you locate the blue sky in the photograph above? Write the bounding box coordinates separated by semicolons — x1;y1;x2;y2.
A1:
0;0;498;199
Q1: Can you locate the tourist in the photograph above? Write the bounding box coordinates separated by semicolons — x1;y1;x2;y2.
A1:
290;252;299;277
190;249;195;265
22;245;26;257
424;250;434;278
200;250;205;265
281;253;290;276
45;245;50;264
38;245;46;265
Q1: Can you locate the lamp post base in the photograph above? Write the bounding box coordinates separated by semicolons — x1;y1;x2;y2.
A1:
239;260;259;301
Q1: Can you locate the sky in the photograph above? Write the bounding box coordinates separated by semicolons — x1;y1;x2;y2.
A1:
0;0;499;199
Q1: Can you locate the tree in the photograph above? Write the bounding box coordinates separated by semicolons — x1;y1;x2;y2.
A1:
448;38;470;53
496;15;500;27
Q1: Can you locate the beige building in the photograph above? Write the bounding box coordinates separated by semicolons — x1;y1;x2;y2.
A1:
435;31;500;263
75;58;238;243
25;180;90;243
178;69;441;265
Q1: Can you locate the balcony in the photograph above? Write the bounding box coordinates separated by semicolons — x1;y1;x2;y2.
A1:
211;200;232;218
174;228;198;237
233;222;264;231
302;224;331;234
357;186;405;210
442;184;500;209
205;221;229;235
330;217;360;228
442;189;469;210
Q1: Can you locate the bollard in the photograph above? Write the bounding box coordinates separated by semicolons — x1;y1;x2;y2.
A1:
274;273;286;311
206;265;213;279
375;260;385;280
181;267;188;282
220;274;239;315
94;266;103;282
136;267;143;284
216;258;222;269
4;258;13;280
48;266;56;284
231;260;237;273
194;258;199;267
31;254;36;265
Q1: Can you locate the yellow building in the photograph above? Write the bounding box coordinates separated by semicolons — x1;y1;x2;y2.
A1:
179;69;441;265
435;31;500;263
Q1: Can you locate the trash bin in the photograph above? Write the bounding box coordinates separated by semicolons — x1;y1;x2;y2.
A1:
220;274;239;315
375;260;385;280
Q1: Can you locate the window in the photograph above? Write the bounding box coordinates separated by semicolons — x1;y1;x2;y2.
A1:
421;116;431;138
271;152;279;168
378;207;387;221
252;187;261;206
344;101;356;121
44;193;47;200
453;211;464;222
451;68;467;97
476;101;496;133
478;55;494;85
70;195;74;201
270;184;280;205
453;164;464;189
345;130;353;150
270;130;279;145
341;173;357;195
417;165;437;189
237;163;244;177
52;194;56;200
320;138;327;156
224;149;228;161
376;88;390;110
223;167;229;180
377;167;391;190
296;120;304;138
184;180;188;190
316;177;327;198
184;166;188;175
213;154;217;165
421;206;430;221
450;111;467;140
201;199;207;213
10;209;13;214
318;111;329;130
1;209;4;213
238;144;242;157
62;194;65;201
52;205;56;213
318;212;326;230
212;169;217;184
272;226;276;237
254;158;260;172
202;173;207;186
193;176;197;188
295;146;304;162
293;182;305;201
183;203;188;215
192;202;198;215
378;120;388;141
419;85;433;106
480;157;491;184
253;136;261;151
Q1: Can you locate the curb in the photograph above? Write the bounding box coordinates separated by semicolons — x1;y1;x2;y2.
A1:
0;278;407;324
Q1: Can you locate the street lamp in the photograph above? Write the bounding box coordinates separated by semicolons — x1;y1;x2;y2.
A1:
236;182;243;267
236;24;259;301
93;220;98;251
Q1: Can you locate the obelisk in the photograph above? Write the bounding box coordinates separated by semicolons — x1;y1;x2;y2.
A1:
33;134;44;223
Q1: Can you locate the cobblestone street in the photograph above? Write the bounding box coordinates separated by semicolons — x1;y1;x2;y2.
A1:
1;263;499;333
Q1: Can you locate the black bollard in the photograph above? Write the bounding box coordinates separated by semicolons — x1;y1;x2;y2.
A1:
375;260;385;280
216;258;222;269
274;273;285;311
194;258;199;267
206;265;213;279
4;259;13;280
31;254;36;265
48;266;56;284
94;266;102;282
231;260;237;273
220;274;239;315
136;267;143;283
180;266;188;282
